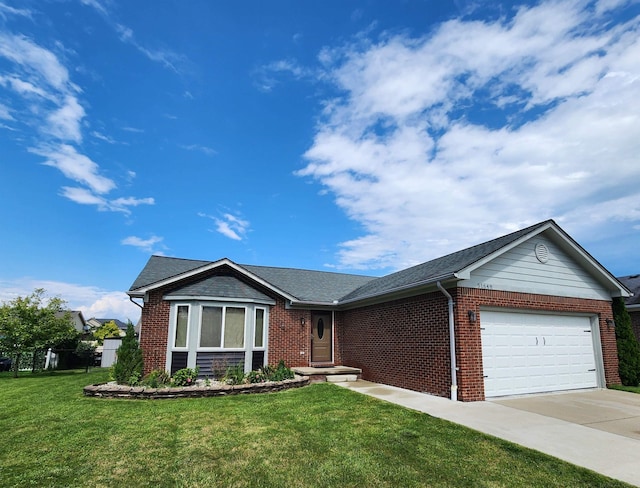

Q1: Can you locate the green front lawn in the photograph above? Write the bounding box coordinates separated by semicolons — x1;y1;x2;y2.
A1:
0;369;629;487
610;384;640;394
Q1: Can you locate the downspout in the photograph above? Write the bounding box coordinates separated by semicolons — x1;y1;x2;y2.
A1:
437;281;458;401
129;296;143;341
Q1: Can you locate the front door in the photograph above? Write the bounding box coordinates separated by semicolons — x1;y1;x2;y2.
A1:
311;313;332;363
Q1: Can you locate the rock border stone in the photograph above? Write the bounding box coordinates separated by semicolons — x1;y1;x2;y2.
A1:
83;375;310;399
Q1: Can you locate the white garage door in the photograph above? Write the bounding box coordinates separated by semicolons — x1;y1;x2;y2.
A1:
481;310;598;398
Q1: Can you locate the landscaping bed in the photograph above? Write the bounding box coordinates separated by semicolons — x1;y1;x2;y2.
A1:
83;375;309;399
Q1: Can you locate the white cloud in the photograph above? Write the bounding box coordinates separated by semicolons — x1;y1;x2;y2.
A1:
0;2;32;18
121;235;164;253
180;143;217;156
0;24;154;217
0;278;140;323
199;212;250;241
0;102;13;120
0;33;71;90
45;95;85;142
33;144;116;194
295;0;640;270
60;186;155;215
91;130;117;144
104;17;185;73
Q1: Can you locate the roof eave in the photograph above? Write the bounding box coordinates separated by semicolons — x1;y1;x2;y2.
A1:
336;273;460;309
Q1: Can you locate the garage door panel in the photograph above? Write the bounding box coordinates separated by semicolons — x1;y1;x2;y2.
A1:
481;311;598;398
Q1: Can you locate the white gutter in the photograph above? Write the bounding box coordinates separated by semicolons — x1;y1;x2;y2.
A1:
437;281;458;401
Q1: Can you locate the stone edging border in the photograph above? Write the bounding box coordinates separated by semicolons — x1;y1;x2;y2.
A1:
83;375;310;399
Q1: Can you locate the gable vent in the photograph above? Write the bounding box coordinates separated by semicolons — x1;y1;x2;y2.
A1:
535;243;549;263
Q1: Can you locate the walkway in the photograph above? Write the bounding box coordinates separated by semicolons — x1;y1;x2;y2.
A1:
336;380;640;487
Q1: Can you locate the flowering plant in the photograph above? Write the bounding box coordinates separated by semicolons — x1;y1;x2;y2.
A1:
172;367;200;387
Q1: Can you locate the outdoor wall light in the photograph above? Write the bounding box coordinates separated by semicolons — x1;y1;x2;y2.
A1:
606;318;614;328
468;310;477;323
300;317;306;326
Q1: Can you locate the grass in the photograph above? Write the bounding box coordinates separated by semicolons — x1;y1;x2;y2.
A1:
610;384;640;394
0;369;630;487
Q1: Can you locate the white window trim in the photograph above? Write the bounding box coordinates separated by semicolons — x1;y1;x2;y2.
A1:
171;303;191;350
254;307;267;349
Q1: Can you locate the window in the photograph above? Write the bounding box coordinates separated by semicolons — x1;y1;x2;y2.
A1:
174;305;189;348
254;308;265;348
224;307;245;348
199;305;246;349
200;306;222;347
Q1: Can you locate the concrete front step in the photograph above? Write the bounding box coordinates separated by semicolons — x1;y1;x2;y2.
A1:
326;374;359;383
292;366;362;384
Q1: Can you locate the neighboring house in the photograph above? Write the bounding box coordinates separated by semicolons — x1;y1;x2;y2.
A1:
56;310;87;335
127;220;630;402
86;318;128;335
616;274;640;342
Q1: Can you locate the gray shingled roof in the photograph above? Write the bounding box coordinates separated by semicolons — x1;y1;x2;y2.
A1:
129;255;210;291
128;220;554;305
129;256;376;303
339;220;551;302
618;274;640;307
242;265;375;302
164;275;274;302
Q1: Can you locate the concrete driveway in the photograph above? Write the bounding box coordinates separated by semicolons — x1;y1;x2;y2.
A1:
337;381;640;486
494;389;640;440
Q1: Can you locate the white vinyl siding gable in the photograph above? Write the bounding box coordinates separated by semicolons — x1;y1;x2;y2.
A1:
461;235;610;300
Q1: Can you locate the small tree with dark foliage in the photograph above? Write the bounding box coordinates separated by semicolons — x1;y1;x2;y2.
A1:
613;297;640;386
111;322;143;385
75;341;96;373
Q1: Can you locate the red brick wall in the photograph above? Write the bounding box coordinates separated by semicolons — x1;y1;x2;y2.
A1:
267;299;310;367
339;287;620;402
340;293;453;398
139;289;170;375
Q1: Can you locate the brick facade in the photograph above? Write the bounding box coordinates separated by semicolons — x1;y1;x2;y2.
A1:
138;269;620;401
339;293;452;398
339;287;620;402
139;289;170;375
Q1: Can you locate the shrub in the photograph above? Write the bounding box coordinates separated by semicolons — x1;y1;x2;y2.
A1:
223;363;246;385
613;297;640;386
271;360;294;381
246;369;268;384
111;323;143;385
172;367;199;387
143;369;171;388
246;360;294;383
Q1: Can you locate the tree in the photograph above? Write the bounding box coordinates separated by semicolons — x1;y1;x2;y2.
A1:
613;297;640;386
75;341;97;373
112;322;142;385
93;320;122;345
0;289;78;377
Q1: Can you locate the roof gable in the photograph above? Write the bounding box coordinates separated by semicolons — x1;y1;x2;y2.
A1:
164;275;275;303
340;221;552;302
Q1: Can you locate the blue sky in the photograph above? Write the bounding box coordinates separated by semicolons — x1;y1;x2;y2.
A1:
1;0;639;322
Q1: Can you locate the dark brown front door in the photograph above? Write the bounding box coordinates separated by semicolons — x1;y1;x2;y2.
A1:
311;313;332;363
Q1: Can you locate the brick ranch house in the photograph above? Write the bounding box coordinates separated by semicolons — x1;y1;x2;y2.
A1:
128;220;630;401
